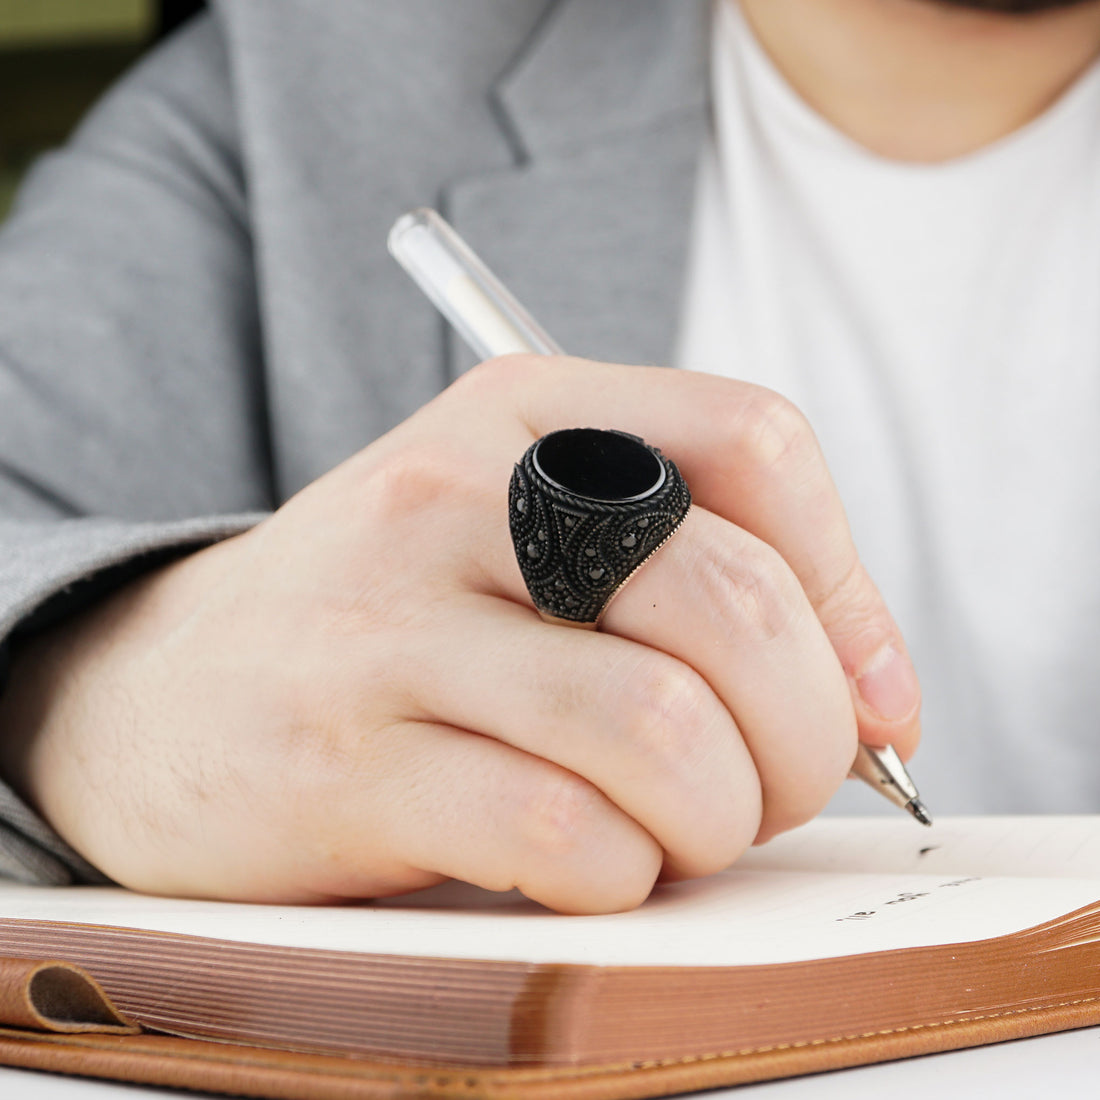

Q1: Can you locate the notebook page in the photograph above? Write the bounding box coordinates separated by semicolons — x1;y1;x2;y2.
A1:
0;829;1097;968
737;815;1100;877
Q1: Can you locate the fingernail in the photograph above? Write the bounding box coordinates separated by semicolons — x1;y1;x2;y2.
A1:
856;644;920;722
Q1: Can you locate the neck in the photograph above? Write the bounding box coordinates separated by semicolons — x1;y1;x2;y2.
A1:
737;0;1100;162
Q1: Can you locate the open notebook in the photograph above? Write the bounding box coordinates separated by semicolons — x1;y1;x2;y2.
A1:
1;815;1098;1098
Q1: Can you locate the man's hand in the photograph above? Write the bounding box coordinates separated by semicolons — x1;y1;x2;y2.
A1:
0;357;920;913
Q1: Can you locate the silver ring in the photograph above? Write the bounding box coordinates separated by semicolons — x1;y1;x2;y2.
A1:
508;428;691;627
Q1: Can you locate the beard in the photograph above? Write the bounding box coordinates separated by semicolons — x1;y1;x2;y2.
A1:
931;0;1098;10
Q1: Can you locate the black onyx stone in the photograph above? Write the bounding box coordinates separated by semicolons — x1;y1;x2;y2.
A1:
516;497;526;512
584;548;596;558
589;567;605;580
637;518;649;528
532;429;664;503
527;543;539;559
621;534;637;549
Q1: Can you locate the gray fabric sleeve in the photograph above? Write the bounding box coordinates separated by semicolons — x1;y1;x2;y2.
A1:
0;14;276;883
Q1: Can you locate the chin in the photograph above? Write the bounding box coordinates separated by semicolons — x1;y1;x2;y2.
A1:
930;0;1098;12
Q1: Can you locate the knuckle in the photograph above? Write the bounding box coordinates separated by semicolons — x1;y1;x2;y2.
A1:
618;658;716;773
816;559;889;646
614;659;764;878
359;450;471;528
672;787;763;880
710;778;766;864
761;728;857;839
736;388;820;478
681;767;765;877
693;538;805;644
517;770;606;862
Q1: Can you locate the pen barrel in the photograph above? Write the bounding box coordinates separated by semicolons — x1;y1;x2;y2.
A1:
388;209;563;361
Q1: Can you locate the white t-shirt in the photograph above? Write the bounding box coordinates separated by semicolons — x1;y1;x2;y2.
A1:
676;0;1100;813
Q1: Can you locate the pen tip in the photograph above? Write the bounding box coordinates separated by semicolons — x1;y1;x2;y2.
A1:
907;799;933;827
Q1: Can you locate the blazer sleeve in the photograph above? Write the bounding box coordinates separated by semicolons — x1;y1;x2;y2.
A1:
0;12;274;883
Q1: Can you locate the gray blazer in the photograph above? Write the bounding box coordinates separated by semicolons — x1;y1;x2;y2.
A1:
0;1;710;882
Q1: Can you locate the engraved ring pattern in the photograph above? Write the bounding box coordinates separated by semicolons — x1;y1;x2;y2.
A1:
508;428;692;625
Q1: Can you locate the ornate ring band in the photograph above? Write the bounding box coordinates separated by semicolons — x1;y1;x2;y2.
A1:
508;428;692;627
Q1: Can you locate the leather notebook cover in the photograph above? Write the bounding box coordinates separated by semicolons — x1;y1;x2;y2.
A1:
2;955;1099;1100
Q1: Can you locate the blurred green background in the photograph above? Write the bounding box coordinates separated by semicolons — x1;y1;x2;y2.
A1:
0;1;197;222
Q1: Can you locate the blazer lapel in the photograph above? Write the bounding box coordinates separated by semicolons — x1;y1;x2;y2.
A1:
442;0;711;376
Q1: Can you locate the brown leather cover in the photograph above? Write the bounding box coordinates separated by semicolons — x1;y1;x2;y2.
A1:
0;957;1098;1099
0;957;136;1035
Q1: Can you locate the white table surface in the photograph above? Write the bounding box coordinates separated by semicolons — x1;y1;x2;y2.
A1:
1;1027;1097;1099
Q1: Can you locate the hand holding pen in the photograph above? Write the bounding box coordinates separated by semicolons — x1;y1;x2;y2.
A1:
0;211;926;917
391;208;929;826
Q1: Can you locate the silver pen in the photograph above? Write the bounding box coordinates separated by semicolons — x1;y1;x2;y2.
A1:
388;208;931;826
